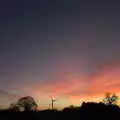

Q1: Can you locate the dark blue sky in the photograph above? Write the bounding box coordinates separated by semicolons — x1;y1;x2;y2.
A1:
0;0;120;108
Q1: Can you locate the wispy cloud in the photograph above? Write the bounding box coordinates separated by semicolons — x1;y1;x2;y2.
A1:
0;89;20;99
30;61;120;100
3;60;120;108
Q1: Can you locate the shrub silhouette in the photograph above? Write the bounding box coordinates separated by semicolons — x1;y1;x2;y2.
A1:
9;103;20;111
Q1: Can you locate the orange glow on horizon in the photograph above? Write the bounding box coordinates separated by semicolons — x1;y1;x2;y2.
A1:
31;61;120;109
1;60;120;109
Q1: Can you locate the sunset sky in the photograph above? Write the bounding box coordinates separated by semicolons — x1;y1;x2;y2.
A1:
0;0;120;109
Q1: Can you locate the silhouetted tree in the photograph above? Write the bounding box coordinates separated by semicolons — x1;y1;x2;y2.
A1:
17;96;38;111
103;93;118;105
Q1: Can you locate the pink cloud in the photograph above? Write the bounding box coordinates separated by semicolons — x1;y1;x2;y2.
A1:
33;61;120;99
7;60;120;108
87;62;120;95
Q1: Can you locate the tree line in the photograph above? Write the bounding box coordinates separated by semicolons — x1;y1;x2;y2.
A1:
8;93;119;111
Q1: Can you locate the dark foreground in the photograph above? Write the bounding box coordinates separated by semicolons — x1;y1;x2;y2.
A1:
1;102;120;120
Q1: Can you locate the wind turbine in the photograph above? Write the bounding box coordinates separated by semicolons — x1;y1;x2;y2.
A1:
50;96;58;110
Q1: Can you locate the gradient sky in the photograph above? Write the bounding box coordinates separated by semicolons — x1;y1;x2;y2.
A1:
0;0;120;109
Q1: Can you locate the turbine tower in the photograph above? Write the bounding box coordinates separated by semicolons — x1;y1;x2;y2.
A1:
51;96;57;110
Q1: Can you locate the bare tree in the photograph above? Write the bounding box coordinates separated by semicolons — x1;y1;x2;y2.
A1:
103;93;118;105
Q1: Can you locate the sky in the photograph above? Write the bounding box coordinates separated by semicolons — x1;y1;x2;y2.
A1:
0;0;120;109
